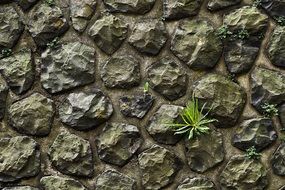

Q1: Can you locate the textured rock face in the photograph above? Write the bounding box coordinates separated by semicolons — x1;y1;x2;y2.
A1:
129;19;167;55
88;14;128;55
250;66;285;111
70;0;96;33
232;118;277;152
0;136;40;182
96;170;137;190
41;42;95;94
0;48;34;94
271;143;285;176
146;104;183;145
8;93;54;136
59;89;113;130
147;57;187;100
138;144;182;190
17;0;38;10
96;123;142;166
177;177;216;190
0;5;24;50
280;104;285;128
207;0;241;11
192;73;246;127
163;0;203;20
185;129;224;173
100;55;141;89
260;0;285;18
3;187;39;190
171;19;222;70
0;76;8;120
103;0;155;14
48;130;93;177
27;3;69;47
219;155;268;190
40;176;87;190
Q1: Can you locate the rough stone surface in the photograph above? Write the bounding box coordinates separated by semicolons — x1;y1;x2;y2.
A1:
192;73;246;127
8;93;54;136
185;129;224;173
119;94;154;119
96;170;136;190
146;104;183;145
280;104;285;128
177;177;216;190
0;136;40;182
138;144;182;190
27;3;69;47
271;142;285;176
17;0;38;10
58;89;113;130
232;118;277;152
0;48;34;94
103;0;155;14
96;122;142;166
3;187;39;190
41;42;95;94
100;55;140;89
147;57;187;100
88;14;128;55
128;19;167;55
171;19;222;70
0;76;8;120
219;155;268;190
207;0;241;11
250;66;285;111
70;0;96;33
260;0;285;18
40;176;87;190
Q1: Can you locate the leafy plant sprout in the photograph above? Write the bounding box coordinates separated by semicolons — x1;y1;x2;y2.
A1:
236;29;249;40
45;0;55;6
217;25;233;40
1;48;12;57
245;146;261;160
143;81;149;95
253;0;262;7
47;37;59;49
167;97;217;140
274;16;285;26
261;103;279;117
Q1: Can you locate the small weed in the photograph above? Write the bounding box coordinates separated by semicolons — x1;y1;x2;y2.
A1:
45;0;55;6
47;37;59;49
236;29;250;40
261;103;279;117
143;82;149;95
274;16;285;26
217;25;233;40
245;146;261;160
253;0;262;7
1;48;12;57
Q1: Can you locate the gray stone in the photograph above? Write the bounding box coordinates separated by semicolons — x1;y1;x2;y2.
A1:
219;155;268;190
0;76;8;120
8;93;54;136
147;57;187;100
138;144;182;190
280;104;285;128
207;0;241;11
163;0;203;20
3;186;39;190
70;0;96;33
40;176;87;190
59;89;113;130
192;73;246;127
96;123;142;166
185;129;224;173
232;118;277;152
17;0;39;10
171;19;222;70
177;177;216;190
96;170;137;190
103;0;155;14
250;66;285;112
0;48;34;94
128;19;167;55
260;0;285;19
88;14;128;55
41;42;95;94
100;55;141;89
146;104;183;145
27;3;69;47
271;143;285;176
48;130;93;177
0;136;40;182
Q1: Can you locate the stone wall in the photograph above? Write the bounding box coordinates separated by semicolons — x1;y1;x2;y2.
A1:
0;0;284;189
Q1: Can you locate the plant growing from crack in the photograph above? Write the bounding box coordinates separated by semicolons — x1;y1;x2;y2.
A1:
1;48;12;57
245;146;261;160
261;103;279;118
274;16;285;26
47;37;60;49
253;0;262;7
236;29;250;40
217;25;233;40
45;0;55;6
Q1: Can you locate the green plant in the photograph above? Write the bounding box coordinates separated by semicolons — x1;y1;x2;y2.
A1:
217;25;233;40
47;37;59;49
261;103;279;117
143;82;149;95
253;0;262;7
45;0;55;6
274;16;285;26
1;48;12;57
167;97;217;140
245;146;261;160
236;29;249;40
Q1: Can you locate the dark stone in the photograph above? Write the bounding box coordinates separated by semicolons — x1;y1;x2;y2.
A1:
147;57;187;100
0;76;8;120
17;0;39;10
146;104;183;145
219;155;268;190
128;19;167;55
0;136;40;182
96;123;142;166
207;0;241;11
8;93;54;136
170;19;222;70
103;0;155;14
119;94;154;119
41;42;95;94
260;0;285;18
271;143;285;176
58;89;113;130
3;187;39;190
177;177;216;190
100;55;141;89
96;170;137;190
88;14;128;55
192;73;246;127
138;144;182;189
232;118;277;152
280;104;285;128
40;176;87;190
